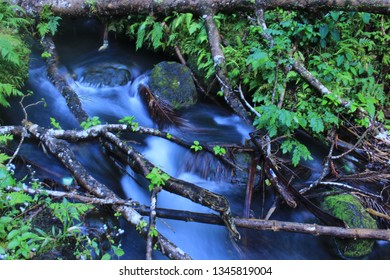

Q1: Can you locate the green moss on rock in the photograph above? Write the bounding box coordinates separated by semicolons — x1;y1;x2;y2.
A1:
149;61;198;109
321;194;377;259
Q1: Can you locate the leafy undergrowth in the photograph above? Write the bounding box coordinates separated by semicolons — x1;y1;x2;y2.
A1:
0;155;124;260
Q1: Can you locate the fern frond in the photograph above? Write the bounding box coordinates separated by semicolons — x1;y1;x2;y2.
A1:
0;33;22;66
0;83;23;106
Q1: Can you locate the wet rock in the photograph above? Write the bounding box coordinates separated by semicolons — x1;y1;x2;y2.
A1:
77;63;131;87
321;194;378;259
149;61;198;109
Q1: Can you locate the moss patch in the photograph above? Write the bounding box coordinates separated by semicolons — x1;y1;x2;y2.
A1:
321;194;377;258
149;61;198;109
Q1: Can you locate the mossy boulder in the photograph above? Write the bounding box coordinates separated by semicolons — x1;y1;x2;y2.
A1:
149;61;198;109
321;194;377;259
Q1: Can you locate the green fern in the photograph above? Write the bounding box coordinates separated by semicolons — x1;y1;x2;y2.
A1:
151;22;163;49
0;1;30;107
36;5;61;38
135;16;154;50
0;34;23;66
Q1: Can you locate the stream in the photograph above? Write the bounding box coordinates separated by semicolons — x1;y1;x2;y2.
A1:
1;19;389;260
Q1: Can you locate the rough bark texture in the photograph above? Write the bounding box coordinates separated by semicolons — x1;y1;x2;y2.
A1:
42;36;89;123
132;206;390;241
13;0;390;16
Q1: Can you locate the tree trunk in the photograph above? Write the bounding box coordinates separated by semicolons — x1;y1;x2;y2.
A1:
13;0;390;16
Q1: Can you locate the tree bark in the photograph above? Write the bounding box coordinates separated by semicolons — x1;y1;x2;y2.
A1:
13;0;390;16
41;36;89;124
203;12;253;125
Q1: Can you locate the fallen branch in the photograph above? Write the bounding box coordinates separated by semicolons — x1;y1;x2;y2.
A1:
300;128;337;194
102;131;241;240
13;0;390;17
331;125;372;160
146;186;161;260
5;185;139;207
317;181;382;199
202;10;252;125
134;205;390;241
10;184;389;241
41;35;89;123
21;121;191;260
366;208;390;222
235;218;390;241
250;132;297;208
250;131;347;227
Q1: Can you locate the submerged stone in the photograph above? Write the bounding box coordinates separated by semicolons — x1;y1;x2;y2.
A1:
77;63;131;87
321;194;377;259
149;61;198;109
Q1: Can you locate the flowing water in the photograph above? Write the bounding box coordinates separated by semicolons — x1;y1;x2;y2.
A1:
1;19;389;259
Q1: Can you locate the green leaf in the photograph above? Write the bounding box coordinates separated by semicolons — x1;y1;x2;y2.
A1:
0;153;11;166
7;229;19;240
151;22;163;49
50;117;62;129
361;13;370;24
113;246;125;257
0;217;13;224
281;139;312;166
101;253;111;260
330;11;341;21
308;112;325;133
246;49;268;70
7;238;20;250
278;109;293;128
292;142;312;166
6;192;33;206
336;55;344;67
319;25;329;39
21;232;39;241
